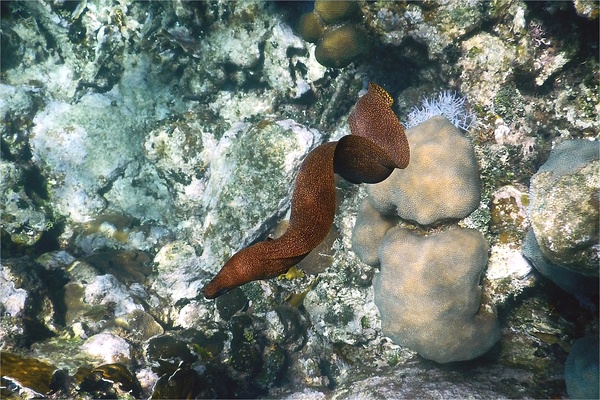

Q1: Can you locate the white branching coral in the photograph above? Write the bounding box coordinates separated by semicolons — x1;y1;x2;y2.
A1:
405;91;476;132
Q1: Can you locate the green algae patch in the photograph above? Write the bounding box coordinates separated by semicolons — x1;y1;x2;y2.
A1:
1;352;57;396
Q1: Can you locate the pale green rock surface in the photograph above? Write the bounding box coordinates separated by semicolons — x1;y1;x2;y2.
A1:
29;55;180;224
529;140;599;276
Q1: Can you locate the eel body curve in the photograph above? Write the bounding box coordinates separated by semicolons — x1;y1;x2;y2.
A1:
203;82;409;299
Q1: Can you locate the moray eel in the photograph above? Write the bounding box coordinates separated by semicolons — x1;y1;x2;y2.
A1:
203;83;409;299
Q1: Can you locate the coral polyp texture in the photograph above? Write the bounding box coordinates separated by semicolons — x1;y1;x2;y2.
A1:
314;25;369;69
298;12;324;44
374;227;501;363
350;114;497;363
314;0;361;24
299;0;368;68
351;200;396;266
366;115;481;227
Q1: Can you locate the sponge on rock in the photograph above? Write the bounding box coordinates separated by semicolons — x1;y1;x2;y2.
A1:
367;116;481;226
373;226;501;363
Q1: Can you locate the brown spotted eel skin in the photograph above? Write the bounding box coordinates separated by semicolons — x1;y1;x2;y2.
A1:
203;82;409;299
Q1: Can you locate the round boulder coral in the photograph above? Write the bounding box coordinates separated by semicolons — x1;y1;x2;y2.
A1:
298;12;324;44
298;0;367;69
367;115;481;226
373;226;501;363
314;0;360;24
315;25;368;68
351;200;396;266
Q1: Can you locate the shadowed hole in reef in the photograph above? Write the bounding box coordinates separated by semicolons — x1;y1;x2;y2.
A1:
20;283;55;347
34;220;63;255
23;259;70;346
23;318;55;348
22;163;63;255
43;267;70;328
366;40;423;107
318;358;337;390
22;164;48;202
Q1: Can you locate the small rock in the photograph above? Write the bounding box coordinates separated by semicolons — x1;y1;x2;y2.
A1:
82;333;131;364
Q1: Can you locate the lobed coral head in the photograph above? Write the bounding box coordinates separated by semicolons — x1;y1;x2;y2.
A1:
314;0;361;24
315;25;368;69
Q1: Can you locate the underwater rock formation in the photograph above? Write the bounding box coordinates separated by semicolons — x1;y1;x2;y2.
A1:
1;0;597;398
523;139;599;301
485;185;536;305
350;115;498;363
373;226;501;363
528;140;599;276
0;160;49;247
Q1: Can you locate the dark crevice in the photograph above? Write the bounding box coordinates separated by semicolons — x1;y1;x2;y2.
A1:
22;163;49;201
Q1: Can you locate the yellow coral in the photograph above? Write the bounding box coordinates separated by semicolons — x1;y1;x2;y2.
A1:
315;25;368;68
299;12;324;43
314;0;360;24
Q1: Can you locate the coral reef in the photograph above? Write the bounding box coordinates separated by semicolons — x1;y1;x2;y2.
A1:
314;25;369;69
1;0;598;398
350;200;395;266
0;160;49;248
204;83;408;299
314;1;360;24
349;115;498;363
523;139;599;306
